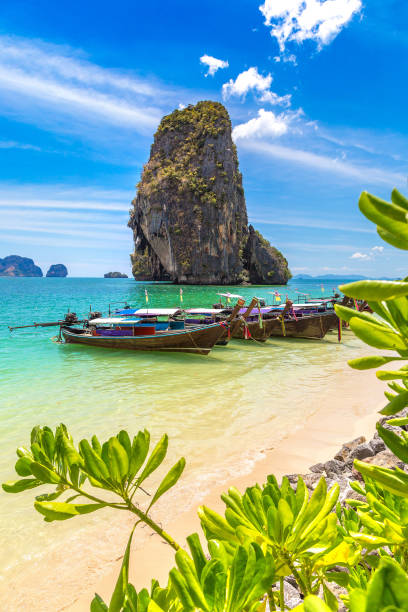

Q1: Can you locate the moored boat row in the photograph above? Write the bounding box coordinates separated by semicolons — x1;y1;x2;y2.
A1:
8;292;355;355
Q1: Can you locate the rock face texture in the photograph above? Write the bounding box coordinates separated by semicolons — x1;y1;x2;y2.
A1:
0;255;43;277
129;101;291;285
104;272;128;278
243;226;290;285
46;264;68;277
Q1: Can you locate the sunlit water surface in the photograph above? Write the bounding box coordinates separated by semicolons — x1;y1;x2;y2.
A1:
0;278;367;604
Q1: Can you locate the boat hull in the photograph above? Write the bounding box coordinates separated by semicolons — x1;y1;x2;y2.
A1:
61;323;225;355
267;312;337;339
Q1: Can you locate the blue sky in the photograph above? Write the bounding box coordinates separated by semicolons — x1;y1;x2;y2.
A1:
0;0;407;277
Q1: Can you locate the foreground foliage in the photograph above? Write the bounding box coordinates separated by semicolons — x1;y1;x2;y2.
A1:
4;188;408;609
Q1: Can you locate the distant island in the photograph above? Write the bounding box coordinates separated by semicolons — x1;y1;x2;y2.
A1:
0;255;43;277
104;272;129;278
292;274;369;281
46;264;68;277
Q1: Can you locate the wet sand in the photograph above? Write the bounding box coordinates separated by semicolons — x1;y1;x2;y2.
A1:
67;366;384;611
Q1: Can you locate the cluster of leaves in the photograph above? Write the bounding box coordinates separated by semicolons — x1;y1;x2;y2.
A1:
6;188;408;609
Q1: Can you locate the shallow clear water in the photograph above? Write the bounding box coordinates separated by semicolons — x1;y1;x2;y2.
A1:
0;277;365;602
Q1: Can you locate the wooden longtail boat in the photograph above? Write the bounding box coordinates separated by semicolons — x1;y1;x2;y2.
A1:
61;323;224;355
265;311;337;339
60;299;245;355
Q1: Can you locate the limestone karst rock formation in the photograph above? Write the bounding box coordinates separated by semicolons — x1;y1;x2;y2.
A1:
46;264;68;277
0;255;43;277
129;101;291;285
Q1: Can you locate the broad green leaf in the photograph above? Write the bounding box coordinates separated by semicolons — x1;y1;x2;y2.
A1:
348;356;404;370
138;435;168;486
198;506;238;543
109;523;137;612
34;500;105;521
376;423;408;463
340;280;408;301
168;568;195;610
15;456;33;476
387;417;408;426
90;593;108;611
30;462;62;484
186;533;207;579
149;458;186;509
380;390;408;415
391;188;408;211
60;434;83;469
118;431;132;461
377;225;408;250
365;557;408;610
349;318;407;352
107;437;129;484
358;191;408;243
299;595;334;612
2;478;42;493
128;430;150;481
79;439;111;483
334;304;384;326
175;549;208;610
377;370;408;380
354;461;408;497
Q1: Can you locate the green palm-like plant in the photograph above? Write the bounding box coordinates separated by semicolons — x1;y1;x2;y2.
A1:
2;424;185;550
198;475;347;607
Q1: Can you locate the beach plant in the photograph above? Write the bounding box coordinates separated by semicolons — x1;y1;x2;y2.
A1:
198;475;348;606
2;424;184;551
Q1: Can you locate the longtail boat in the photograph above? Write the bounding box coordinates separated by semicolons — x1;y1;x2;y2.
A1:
9;301;245;355
59;299;244;355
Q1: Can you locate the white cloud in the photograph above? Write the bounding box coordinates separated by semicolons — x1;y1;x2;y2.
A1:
259;0;362;52
200;54;229;77
350;246;385;260
232;109;294;140
236;139;407;186
222;67;291;106
0;140;41;151
0;35;173;139
351;252;370;259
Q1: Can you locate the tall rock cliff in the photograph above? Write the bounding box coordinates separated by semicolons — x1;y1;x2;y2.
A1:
129;101;291;285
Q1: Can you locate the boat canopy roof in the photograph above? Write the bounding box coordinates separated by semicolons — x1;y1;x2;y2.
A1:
217;292;244;299
185;308;228;315
134;308;181;316
89;317;142;325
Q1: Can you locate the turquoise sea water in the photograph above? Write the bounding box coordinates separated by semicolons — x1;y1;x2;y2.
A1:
0;277;367;609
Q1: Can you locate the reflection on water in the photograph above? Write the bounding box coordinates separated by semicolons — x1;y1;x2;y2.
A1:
0;277;364;603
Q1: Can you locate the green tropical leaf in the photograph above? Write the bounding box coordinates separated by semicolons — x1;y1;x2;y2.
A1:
348;317;407;352
34;500;105;521
348;356;404;370
2;478;42;493
90;593;108;611
377;225;408;250
109;523;137;612
128;430;150;482
138;435;168;486
30;462;62;484
339;280;408;301
79;439;111;484
149;458;186;509
15;456;33;476
354;461;408;497
376;423;408;463
380;390;408;416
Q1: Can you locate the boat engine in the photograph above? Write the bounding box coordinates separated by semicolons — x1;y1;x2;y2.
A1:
89;311;102;320
258;299;266;307
63;312;78;324
212;302;224;309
